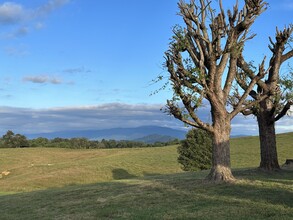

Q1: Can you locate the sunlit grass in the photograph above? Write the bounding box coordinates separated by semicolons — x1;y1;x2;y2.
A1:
0;170;292;220
0;132;292;219
230;132;293;168
0;146;182;192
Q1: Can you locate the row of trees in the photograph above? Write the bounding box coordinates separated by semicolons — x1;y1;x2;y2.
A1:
163;0;292;182
0;130;180;149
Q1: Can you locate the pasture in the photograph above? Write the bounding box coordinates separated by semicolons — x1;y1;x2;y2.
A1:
0;133;292;219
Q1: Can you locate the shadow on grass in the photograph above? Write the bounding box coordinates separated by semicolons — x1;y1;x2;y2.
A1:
112;168;137;180
0;168;292;219
233;168;293;186
111;168;163;180
154;169;293;208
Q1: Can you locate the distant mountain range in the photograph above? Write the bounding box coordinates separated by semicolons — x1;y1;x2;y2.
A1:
134;134;179;143
25;126;187;143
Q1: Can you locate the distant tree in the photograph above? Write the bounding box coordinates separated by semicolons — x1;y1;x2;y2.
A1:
2;130;14;148
51;137;68;143
70;138;93;149
2;130;29;148
106;139;117;148
97;141;107;149
29;137;49;147
163;0;268;182
178;129;212;171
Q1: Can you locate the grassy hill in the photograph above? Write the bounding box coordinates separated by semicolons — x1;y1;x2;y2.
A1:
0;146;182;192
0;132;292;219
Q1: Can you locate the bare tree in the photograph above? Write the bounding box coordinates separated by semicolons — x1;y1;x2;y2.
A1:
164;0;268;182
236;27;293;170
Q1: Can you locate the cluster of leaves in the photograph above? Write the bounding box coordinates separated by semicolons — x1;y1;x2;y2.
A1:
280;69;293;104
0;131;180;149
177;129;212;171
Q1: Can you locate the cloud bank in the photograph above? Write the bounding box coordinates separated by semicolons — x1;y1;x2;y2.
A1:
0;103;183;135
0;103;291;136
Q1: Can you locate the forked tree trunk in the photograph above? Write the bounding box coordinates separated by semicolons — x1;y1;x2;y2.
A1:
207;120;235;182
257;104;280;170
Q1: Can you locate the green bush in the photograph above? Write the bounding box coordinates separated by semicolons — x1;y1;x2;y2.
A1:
177;129;212;171
2;130;30;148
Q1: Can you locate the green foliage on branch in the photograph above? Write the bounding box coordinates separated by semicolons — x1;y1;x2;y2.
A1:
177;129;212;171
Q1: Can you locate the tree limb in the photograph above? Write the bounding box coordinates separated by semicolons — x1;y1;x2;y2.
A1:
274;100;293;122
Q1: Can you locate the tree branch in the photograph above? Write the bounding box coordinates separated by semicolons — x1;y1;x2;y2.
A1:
230;61;269;118
268;26;293;85
281;49;293;63
274;100;293;122
237;54;268;91
166;100;213;132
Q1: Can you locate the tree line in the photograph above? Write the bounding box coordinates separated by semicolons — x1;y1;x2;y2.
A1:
0;130;180;149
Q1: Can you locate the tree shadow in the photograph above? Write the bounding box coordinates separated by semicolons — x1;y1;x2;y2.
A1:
152;169;293;208
0;169;292;219
233;168;293;186
142;172;162;177
112;168;137;180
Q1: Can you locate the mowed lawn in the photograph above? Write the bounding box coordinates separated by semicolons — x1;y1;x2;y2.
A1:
0;132;292;219
0;146;182;192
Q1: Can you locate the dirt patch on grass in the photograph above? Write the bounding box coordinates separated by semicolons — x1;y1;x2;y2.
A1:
0;171;11;178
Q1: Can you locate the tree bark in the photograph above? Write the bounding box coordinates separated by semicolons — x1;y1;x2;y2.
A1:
207;118;235;182
257;99;280;170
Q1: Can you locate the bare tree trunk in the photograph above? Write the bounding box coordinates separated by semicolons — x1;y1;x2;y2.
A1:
208;120;235;182
257;100;280;170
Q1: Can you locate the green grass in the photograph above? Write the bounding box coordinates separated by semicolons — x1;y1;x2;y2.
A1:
0;133;292;219
0;146;182;192
0;170;292;220
230;132;293;168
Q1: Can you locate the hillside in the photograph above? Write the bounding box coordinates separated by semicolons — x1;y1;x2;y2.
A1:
0;132;292;192
0;132;292;219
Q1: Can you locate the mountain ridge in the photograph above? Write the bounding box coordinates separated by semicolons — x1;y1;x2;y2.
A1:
25;126;187;141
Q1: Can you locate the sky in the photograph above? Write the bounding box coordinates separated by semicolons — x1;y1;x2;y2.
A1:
0;0;292;136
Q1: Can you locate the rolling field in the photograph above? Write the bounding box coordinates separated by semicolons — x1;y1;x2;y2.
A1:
0;146;182;192
0;133;292;219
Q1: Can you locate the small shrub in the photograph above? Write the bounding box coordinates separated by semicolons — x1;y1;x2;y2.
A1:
177;129;212;171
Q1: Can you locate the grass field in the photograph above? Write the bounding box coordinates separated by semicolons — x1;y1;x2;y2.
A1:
0;132;292;219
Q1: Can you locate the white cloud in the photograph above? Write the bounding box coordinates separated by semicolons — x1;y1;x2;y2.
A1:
0;2;24;25
23;75;62;84
0;0;70;39
6;26;30;38
34;0;70;18
35;22;44;30
63;66;92;74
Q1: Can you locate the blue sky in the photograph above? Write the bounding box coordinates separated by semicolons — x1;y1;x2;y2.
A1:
0;0;292;135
